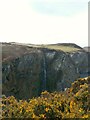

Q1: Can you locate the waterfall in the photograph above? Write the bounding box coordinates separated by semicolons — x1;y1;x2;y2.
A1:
42;55;47;91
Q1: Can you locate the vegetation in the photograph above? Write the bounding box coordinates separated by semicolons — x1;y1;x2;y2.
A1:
2;43;82;62
28;44;81;52
41;45;81;52
1;76;90;119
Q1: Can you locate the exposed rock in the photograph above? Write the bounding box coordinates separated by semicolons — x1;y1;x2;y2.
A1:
68;50;90;78
1;42;89;99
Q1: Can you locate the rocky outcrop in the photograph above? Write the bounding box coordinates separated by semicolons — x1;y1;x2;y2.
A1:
2;43;89;99
68;50;90;78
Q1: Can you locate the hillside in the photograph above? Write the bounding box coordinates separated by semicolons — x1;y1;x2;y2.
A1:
2;42;82;62
2;42;89;99
2;43;82;61
38;43;83;52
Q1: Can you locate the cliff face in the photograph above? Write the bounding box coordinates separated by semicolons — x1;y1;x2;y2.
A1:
68;50;89;78
2;43;89;99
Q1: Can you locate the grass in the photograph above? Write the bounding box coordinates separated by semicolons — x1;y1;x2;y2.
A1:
28;44;81;52
2;43;82;62
42;45;81;52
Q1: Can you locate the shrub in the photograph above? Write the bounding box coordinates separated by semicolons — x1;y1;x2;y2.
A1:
1;76;90;119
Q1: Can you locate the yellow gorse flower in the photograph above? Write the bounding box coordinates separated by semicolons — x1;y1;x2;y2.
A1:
45;107;49;112
2;76;90;119
79;108;83;112
40;114;45;118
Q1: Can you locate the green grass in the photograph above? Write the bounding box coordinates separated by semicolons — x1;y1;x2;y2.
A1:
43;45;81;52
30;44;81;52
27;43;82;52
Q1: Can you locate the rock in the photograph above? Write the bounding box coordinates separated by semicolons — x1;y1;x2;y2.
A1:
68;50;90;78
1;42;89;99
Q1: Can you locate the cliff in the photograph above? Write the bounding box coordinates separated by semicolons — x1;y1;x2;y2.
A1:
2;42;89;99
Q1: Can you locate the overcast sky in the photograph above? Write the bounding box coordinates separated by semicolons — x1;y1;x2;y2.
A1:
0;0;88;47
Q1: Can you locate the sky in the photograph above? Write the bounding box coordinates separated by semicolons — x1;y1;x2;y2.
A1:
0;0;89;47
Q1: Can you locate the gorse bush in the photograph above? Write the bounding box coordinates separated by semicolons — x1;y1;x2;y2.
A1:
1;77;90;119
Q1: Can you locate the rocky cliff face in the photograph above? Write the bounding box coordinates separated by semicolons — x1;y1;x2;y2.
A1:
2;43;89;99
68;50;89;78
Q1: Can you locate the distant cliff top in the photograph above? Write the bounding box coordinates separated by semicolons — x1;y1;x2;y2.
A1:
1;42;83;51
39;43;83;52
1;42;85;61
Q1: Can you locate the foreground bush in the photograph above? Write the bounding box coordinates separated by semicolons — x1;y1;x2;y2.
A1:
1;77;90;119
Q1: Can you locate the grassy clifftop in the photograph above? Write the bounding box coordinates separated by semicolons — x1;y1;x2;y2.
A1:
39;43;82;52
2;42;84;62
27;43;82;52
